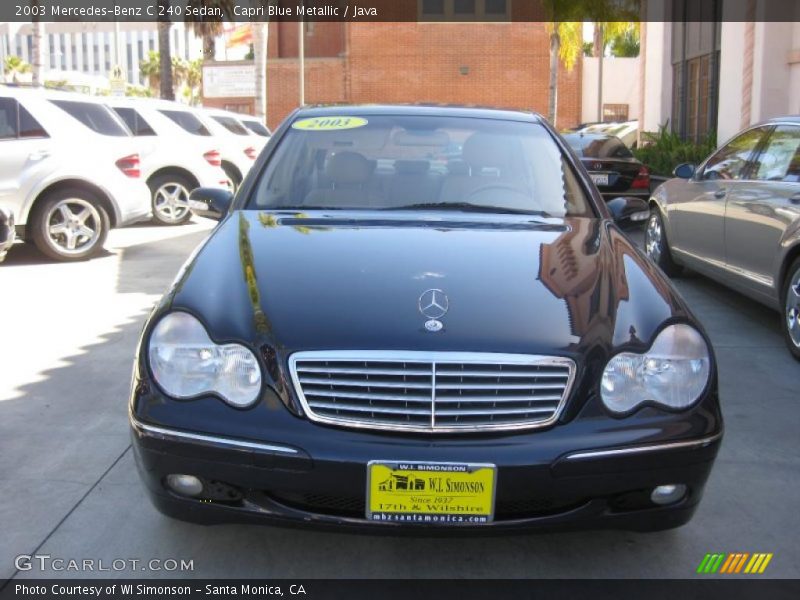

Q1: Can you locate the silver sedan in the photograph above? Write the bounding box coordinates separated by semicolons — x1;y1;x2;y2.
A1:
646;116;800;360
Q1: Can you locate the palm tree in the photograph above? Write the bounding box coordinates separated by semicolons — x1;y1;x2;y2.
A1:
171;56;189;89
4;56;31;83
158;0;174;100
139;51;161;94
542;0;583;125
185;58;203;105
31;0;44;86
185;1;236;60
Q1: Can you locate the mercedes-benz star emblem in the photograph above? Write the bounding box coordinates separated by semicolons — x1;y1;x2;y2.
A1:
419;289;448;332
419;289;449;319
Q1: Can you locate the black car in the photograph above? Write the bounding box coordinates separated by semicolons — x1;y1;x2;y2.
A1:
563;132;651;201
0;207;14;262
129;105;722;533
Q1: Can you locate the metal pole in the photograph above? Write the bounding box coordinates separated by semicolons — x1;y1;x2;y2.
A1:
299;18;305;106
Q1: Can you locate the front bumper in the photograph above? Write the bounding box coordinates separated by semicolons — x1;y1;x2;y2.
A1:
130;405;722;534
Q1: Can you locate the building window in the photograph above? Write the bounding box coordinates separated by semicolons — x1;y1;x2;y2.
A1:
602;104;629;122
419;0;510;20
454;0;476;13
223;103;253;115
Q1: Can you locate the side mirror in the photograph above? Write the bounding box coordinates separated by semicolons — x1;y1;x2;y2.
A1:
607;196;650;227
673;163;696;179
188;187;234;221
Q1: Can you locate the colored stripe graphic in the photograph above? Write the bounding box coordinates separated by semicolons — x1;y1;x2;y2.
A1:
699;553;773;574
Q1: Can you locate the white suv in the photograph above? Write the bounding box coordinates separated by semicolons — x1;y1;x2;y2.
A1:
198;108;268;190
105;98;231;225
0;87;151;261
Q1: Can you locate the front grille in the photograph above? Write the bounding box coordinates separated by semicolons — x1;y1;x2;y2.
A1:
289;351;575;433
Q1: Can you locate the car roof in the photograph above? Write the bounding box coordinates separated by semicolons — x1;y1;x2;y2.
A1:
563;132;623;142
764;115;800;124
293;103;543;123
0;85;110;105
105;96;197;111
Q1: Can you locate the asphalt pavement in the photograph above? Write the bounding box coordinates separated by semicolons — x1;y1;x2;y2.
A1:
0;221;797;579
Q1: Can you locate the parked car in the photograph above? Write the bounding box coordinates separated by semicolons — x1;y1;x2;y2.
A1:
0;86;150;260
198;107;266;190
646;116;800;360
0;207;14;262
575;120;639;149
129;105;722;533
105;98;231;225
564;133;651;202
238;115;272;139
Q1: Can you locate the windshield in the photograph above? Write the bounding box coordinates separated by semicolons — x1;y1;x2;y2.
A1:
248;115;593;217
564;134;633;159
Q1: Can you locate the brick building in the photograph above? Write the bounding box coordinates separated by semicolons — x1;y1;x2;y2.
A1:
203;20;582;132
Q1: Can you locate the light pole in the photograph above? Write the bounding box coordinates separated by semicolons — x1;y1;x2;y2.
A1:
299;6;305;106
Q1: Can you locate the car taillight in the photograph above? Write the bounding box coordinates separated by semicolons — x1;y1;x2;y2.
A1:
204;150;222;167
244;147;257;160
631;166;650;190
115;154;140;178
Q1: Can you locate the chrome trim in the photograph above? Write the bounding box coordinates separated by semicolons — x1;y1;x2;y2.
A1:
563;432;722;461
672;247;773;287
129;413;299;455
289;350;576;434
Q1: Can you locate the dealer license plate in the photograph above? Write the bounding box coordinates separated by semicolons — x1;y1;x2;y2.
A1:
366;461;496;525
590;173;609;186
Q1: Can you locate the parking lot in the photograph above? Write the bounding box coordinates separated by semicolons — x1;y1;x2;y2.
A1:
0;221;798;580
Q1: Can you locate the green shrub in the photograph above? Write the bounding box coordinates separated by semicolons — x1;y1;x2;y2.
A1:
633;123;717;177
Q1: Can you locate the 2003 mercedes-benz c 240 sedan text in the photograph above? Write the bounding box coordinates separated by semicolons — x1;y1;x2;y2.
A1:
129;106;722;533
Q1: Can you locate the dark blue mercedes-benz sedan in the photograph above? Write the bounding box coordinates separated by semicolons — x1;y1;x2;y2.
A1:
129;105;722;533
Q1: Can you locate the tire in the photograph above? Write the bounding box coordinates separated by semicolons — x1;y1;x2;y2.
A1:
644;207;683;277
30;187;109;262
222;163;242;193
781;258;800;361
148;173;194;226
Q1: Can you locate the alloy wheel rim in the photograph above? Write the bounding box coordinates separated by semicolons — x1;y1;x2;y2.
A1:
154;183;190;222
645;213;662;263
786;269;800;348
46;198;101;255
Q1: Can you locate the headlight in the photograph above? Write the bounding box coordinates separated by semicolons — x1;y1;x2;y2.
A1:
148;312;262;408
601;324;711;414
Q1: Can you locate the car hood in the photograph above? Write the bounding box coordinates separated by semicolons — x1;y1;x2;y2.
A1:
166;211;689;362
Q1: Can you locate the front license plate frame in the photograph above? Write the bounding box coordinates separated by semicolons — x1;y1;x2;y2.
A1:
366;460;497;525
590;173;610;186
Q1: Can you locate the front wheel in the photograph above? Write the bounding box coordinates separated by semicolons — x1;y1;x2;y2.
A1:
645;208;682;277
782;258;800;361
30;188;109;261
149;174;193;226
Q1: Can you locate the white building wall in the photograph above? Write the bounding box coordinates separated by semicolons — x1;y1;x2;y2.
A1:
581;56;641;123
641;20;673;134
716;20;746;144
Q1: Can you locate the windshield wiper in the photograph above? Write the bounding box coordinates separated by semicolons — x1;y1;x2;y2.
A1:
383;202;551;216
